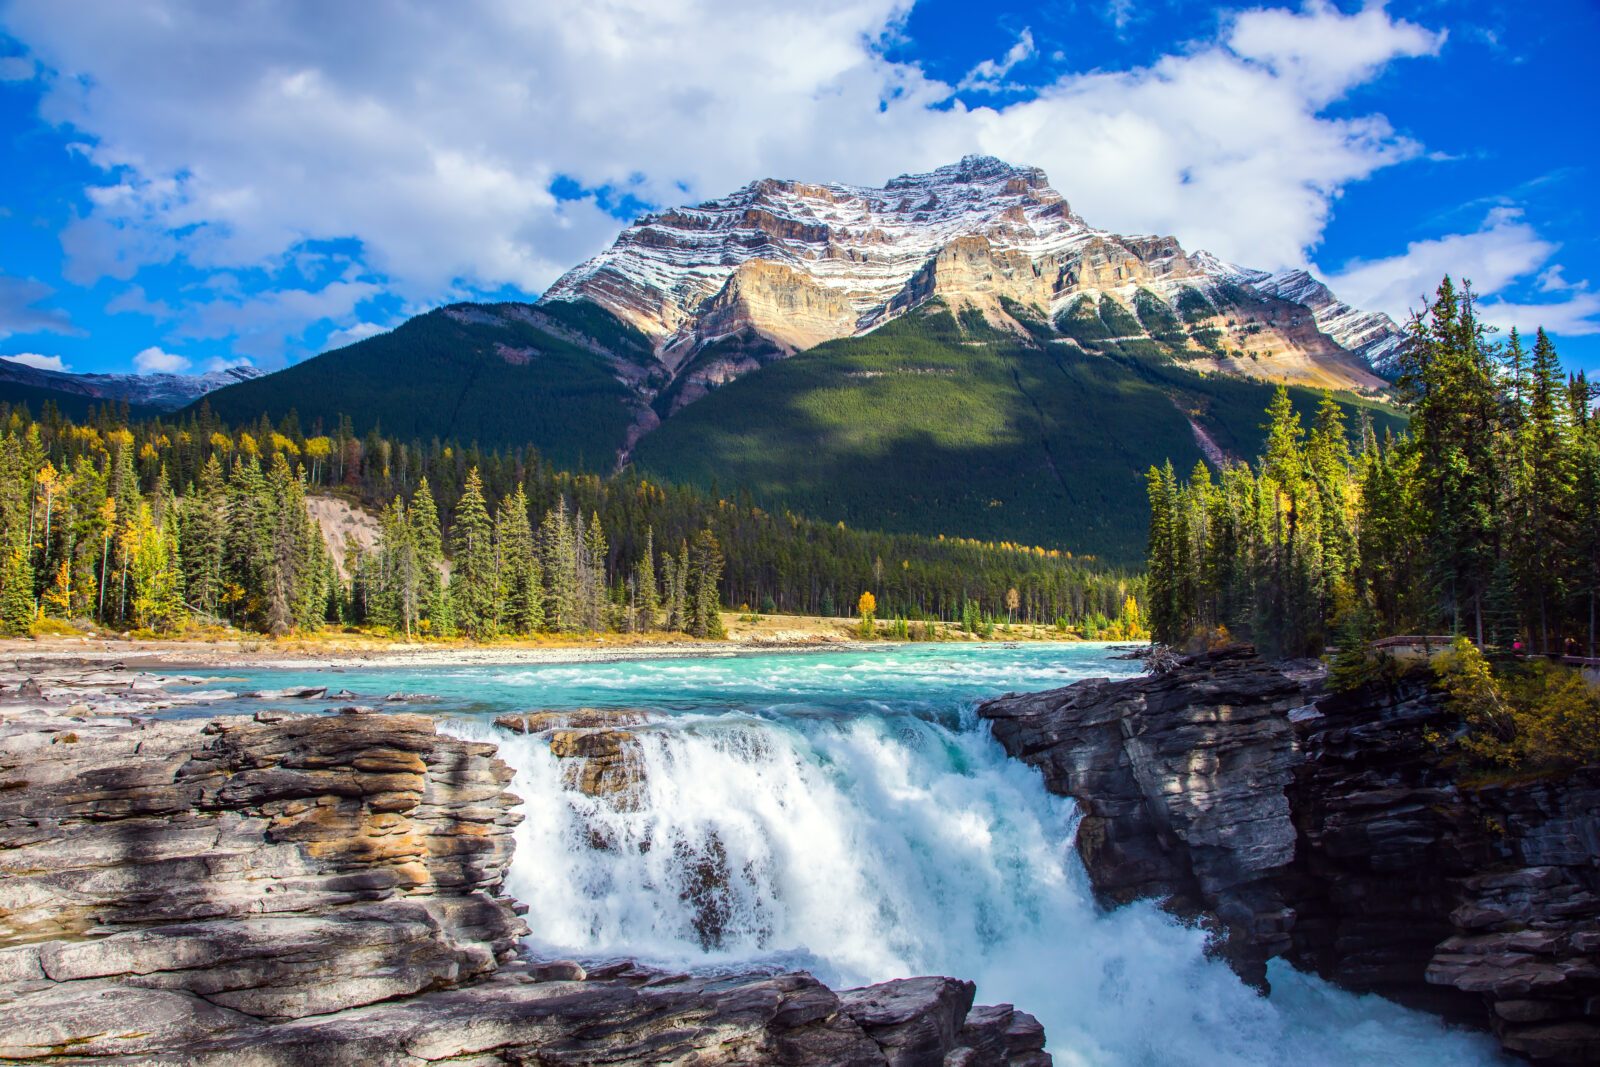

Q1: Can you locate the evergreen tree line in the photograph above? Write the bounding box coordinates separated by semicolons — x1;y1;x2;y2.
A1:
351;472;728;639
1146;277;1600;659
0;403;1140;635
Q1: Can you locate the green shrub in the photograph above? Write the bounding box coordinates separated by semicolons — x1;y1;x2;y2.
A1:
1436;637;1600;771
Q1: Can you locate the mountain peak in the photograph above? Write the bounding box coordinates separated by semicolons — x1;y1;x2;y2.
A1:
540;159;1400;397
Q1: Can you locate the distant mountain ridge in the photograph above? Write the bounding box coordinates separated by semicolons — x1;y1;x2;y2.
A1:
0;358;263;415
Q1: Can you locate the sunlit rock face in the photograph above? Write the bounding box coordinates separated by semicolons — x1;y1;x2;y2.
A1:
543;155;1400;393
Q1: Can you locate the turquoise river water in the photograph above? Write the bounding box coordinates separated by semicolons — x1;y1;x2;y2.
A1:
190;642;1508;1066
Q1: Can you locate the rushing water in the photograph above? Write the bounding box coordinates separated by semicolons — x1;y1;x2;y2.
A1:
195;643;1507;1066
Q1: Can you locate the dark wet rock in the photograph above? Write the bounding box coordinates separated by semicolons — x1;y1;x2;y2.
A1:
527;959;588;982
838;977;974;1067
242;686;328;700
978;646;1600;1063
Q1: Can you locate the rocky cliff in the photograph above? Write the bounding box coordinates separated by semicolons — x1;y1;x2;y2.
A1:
0;672;1048;1066
978;648;1600;1064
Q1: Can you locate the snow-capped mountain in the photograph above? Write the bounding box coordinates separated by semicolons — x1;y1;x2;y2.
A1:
0;359;264;412
542;155;1402;398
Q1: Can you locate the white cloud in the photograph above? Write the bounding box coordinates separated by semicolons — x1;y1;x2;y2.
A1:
326;321;388;348
201;355;255;373
0;55;34;81
1536;264;1582;293
0;275;77;338
1226;1;1444;106
133;345;191;373
1322;207;1600;337
4;0;1462;348
1;352;70;372
1106;0;1135;34
172;279;382;360
958;28;1034;92
1478;293;1600;338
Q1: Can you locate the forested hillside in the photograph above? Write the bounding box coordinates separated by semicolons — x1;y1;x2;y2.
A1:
0;402;1142;639
196;300;653;471
634;303;1404;566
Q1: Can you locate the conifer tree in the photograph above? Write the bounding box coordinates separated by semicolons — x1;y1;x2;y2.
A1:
128;501;185;632
450;468;497;639
180;455;227;619
578;511;609;631
496;485;542;634
633;527;659;632
689;528;725;638
0;542;33;635
675;540;691;632
410;477;447;634
540;499;578;632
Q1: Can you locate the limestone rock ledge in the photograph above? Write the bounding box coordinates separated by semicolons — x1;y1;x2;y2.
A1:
0;699;1048;1066
978;647;1600;1064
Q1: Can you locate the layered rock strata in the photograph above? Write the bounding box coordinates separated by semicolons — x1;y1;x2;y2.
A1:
0;677;1048;1065
978;648;1600;1063
542;155;1398;395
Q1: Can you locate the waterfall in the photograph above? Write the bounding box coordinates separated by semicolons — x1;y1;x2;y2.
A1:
446;705;1507;1066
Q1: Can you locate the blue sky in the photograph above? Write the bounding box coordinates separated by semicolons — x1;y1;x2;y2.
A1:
0;0;1596;378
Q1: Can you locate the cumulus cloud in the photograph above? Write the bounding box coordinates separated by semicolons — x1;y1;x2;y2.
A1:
1226;1;1444;105
3;0;1465;350
1478;293;1600;338
1;352;70;372
133;345;191;373
957;28;1034;91
172;279;382;361
0;275;77;339
326;321;388;349
1322;206;1598;336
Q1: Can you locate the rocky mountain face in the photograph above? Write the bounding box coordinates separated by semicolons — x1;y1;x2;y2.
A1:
979;648;1600;1065
542;155;1400;415
0;665;1049;1065
0;358;263;412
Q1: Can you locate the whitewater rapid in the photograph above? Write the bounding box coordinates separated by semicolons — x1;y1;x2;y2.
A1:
434;645;1509;1067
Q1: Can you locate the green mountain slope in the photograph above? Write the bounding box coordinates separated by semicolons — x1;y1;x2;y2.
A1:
195;301;651;470
632;303;1402;566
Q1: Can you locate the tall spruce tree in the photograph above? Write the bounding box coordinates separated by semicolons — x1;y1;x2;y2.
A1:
540;499;579;632
633;527;659;632
689;528;725;638
496;485;542;635
410;478;447;635
450;468;497;639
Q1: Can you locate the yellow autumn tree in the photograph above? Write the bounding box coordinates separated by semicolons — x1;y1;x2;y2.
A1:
857;591;876;638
